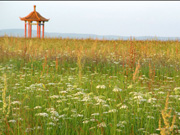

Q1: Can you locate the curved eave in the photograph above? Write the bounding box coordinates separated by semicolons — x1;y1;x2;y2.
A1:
19;17;49;22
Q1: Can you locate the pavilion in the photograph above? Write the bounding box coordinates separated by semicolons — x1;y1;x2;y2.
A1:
20;5;49;38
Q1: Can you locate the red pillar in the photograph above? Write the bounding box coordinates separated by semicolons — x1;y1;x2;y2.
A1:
39;21;41;38
30;21;32;38
42;22;44;38
28;22;30;38
24;21;26;38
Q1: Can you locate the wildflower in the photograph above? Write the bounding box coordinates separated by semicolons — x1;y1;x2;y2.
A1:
120;105;128;109
81;95;91;102
90;119;96;122
50;111;59;117
147;98;157;103
60;91;67;94
15;83;20;86
113;61;120;65
96;85;106;89
134;96;143;100
158;91;165;95
174;87;180;94
49;95;59;99
35;113;49;117
116;129;122;132
89;126;96;130
94;96;106;103
77;114;83;117
46;108;55;112
18;118;23;121
83;120;89;124
33;126;42;130
91;113;99;116
74;92;84;96
25;128;33;133
57;100;62;103
2;74;7;114
108;109;117;113
71;109;77;113
59;114;66;118
34;106;42;109
11;101;21;105
47;122;56;126
13;107;20;110
50;116;59;121
128;84;133;89
8;120;16;123
113;87;122;92
147;115;155;119
97;122;107;128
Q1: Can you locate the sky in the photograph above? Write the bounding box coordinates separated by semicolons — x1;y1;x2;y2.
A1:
0;1;180;37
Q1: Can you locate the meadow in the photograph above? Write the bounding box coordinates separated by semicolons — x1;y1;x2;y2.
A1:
0;36;180;135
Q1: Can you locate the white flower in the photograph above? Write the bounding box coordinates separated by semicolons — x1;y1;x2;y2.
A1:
120;105;128;109
83;120;89;124
134;96;143;100
81;95;91;102
34;106;42;109
89;126;96;130
114;61;119;64
94;96;106;103
96;85;106;89
49;95;59;99
60;91;67;94
174;87;180;91
74;92;84;96
59;114;66;118
158;91;165;95
50;111;59;117
147;98;157;103
91;113;99;116
33;126;42;130
147;115;155;119
108;109;117;113
174;87;180;94
35;113;49;117
8;120;16;123
46;108;55;112
11;101;21;105
77;114;83;117
101;85;106;89
50;116;59;121
97;122;107;127
113;87;122;92
47;122;56;126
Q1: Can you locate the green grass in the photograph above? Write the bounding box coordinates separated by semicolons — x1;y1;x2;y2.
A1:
0;37;180;135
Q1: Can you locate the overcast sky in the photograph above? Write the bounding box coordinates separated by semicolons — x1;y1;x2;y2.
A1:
1;1;180;37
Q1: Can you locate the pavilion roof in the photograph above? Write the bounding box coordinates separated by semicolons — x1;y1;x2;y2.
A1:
20;5;49;22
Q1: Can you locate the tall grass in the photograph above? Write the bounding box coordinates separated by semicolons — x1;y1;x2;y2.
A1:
0;36;180;134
